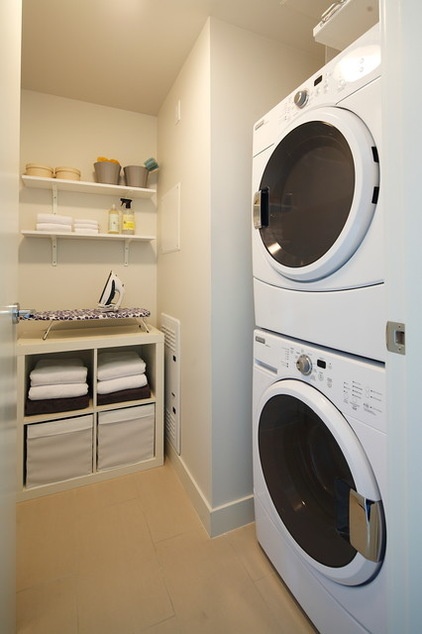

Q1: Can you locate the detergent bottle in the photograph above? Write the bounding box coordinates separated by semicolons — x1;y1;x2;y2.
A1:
107;204;120;234
120;198;135;235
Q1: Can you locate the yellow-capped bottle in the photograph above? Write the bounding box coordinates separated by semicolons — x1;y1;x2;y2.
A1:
121;198;135;235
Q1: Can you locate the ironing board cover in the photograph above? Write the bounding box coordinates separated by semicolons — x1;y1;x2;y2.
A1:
23;307;150;321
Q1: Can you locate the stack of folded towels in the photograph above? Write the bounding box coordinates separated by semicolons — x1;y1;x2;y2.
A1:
96;350;150;405
35;214;100;234
26;357;89;416
74;219;100;235
36;213;73;232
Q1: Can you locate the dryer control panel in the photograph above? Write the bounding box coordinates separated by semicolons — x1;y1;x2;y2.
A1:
252;24;381;158
254;330;386;433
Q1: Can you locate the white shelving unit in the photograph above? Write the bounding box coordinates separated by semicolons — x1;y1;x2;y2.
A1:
17;324;164;500
21;175;156;265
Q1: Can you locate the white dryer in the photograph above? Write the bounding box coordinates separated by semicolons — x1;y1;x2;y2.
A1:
252;24;384;361
253;329;387;634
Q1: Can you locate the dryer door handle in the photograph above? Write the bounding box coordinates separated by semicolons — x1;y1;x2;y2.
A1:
349;489;384;563
253;187;269;229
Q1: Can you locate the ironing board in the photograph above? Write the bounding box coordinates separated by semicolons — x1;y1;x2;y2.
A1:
22;307;151;340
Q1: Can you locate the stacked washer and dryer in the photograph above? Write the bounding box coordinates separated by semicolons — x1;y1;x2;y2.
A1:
251;24;386;634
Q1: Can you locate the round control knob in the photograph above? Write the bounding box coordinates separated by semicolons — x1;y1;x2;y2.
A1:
294;90;309;108
296;354;312;375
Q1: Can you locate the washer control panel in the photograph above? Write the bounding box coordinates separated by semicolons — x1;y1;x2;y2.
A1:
296;354;312;375
254;330;385;433
293;89;309;109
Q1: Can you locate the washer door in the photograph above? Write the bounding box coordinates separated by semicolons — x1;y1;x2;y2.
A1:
257;379;385;586
253;107;379;282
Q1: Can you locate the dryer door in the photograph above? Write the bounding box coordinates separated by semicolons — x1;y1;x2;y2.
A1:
256;378;386;586
253;107;379;281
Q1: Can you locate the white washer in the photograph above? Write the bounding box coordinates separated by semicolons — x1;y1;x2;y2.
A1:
253;329;387;634
252;24;385;361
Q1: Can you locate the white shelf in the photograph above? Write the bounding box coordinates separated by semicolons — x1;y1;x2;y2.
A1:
21;230;155;266
313;0;379;51
21;176;156;265
22;174;155;199
21;230;154;241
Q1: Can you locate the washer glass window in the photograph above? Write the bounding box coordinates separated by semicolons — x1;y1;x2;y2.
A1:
258;392;357;567
259;121;355;268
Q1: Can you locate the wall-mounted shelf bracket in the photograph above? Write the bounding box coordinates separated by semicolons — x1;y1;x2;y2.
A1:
124;239;130;267
52;183;58;215
51;236;58;266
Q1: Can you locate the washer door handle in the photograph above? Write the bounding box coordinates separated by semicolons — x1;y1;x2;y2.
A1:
349;489;384;562
253;187;269;229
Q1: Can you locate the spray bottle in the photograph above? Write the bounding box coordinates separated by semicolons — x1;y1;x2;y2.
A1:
120;198;135;235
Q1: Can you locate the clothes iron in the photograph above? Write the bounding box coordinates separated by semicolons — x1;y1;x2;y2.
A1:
98;270;125;311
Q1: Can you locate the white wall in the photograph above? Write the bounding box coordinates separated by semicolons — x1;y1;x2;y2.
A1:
381;1;422;629
157;25;213;512
209;19;325;514
19;91;158;324
157;18;324;535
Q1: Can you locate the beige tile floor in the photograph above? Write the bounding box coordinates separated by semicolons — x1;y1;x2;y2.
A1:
16;459;317;633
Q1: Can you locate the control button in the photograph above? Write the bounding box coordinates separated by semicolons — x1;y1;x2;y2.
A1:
296;354;312;375
294;90;309;109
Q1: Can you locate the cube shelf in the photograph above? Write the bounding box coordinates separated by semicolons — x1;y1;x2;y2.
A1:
17;324;164;500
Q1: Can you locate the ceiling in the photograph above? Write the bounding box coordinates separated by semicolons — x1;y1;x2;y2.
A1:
21;0;331;116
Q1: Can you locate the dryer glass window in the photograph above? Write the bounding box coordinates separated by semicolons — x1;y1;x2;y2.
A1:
259;122;355;268
258;393;357;567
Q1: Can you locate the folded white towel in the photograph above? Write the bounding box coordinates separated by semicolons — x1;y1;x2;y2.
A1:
37;213;73;225
96;374;147;394
30;358;88;386
74;219;99;226
36;223;72;232
28;382;88;400
97;351;146;381
74;228;99;235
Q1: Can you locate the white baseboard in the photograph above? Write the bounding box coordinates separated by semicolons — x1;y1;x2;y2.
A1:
166;443;255;537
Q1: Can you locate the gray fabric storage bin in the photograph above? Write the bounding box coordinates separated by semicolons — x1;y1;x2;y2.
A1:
97;404;155;470
26;415;93;488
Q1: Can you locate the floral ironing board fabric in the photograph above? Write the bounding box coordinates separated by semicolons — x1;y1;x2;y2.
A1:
24;307;150;321
22;307;151;339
